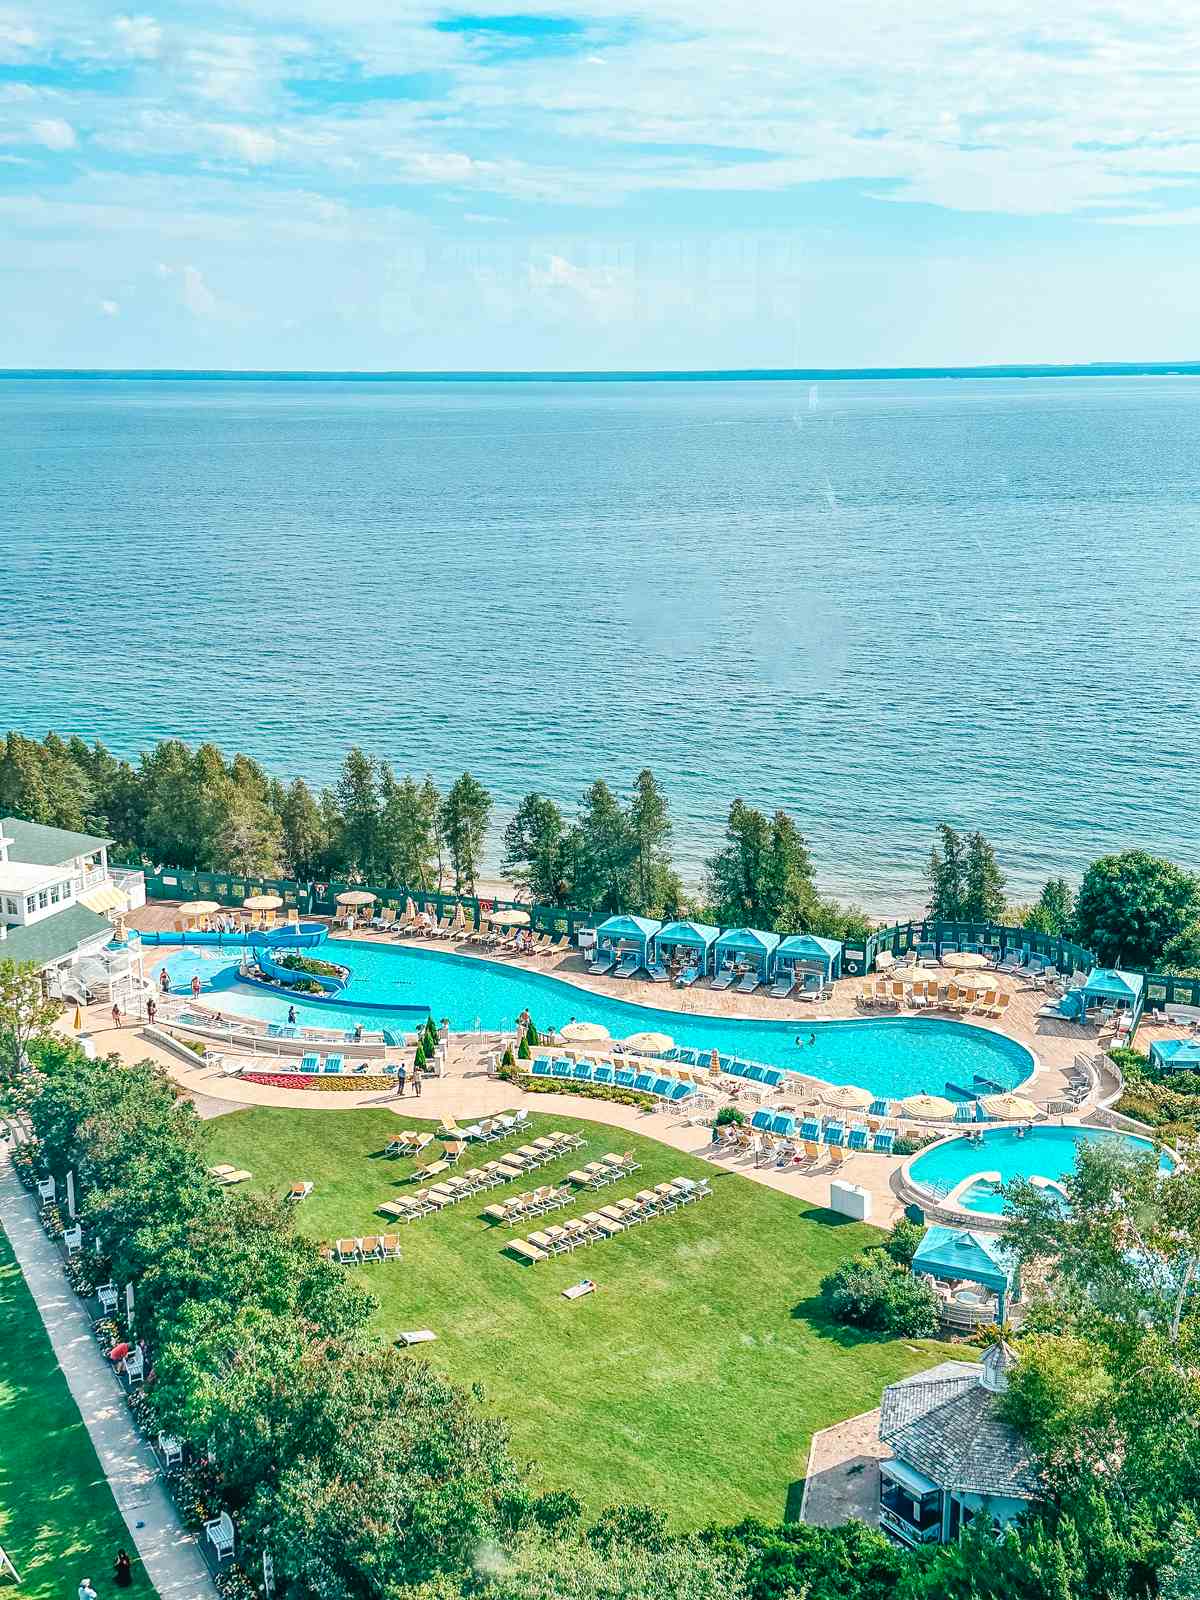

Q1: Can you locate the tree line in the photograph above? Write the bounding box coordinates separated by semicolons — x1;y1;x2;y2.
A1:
3;729;1198;969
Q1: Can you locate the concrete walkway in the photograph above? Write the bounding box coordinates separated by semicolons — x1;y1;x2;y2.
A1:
0;1143;218;1600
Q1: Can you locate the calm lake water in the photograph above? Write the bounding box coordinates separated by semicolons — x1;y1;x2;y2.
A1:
1;374;1197;910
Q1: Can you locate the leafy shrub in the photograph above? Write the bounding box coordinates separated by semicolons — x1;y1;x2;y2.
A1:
820;1252;940;1337
892;1131;937;1157
525;1022;540;1047
715;1106;747;1127
280;952;345;979
517;1034;531;1060
881;1217;924;1267
501;1045;516;1069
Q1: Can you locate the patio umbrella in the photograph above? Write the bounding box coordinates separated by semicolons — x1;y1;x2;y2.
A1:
954;973;991;992
820;1083;874;1111
243;893;283;912
898;966;940;984
490;908;531;928
944;951;989;971
981;1093;1040;1120
899;1093;957;1120
404;897;416;922
177;900;220;918
336;890;376;907
624;1030;674;1054
559;1021;610;1044
452;902;466;929
72;1005;83;1031
873;950;896;971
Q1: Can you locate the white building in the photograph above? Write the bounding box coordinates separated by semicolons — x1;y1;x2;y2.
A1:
0;817;146;1001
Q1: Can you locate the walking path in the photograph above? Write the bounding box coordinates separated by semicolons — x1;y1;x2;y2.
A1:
0;1142;218;1600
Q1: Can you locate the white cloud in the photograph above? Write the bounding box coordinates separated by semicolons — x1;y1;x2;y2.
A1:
114;15;163;60
100;298;120;315
31;117;76;151
528;253;633;319
209;122;280;163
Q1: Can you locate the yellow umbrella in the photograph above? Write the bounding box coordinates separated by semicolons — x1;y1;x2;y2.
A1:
491;908;530;928
624;1030;674;1054
897;966;940;985
559;1021;610;1044
943;951;989;971
337;890;376;907
819;1082;874;1111
72;1005;83;1031
873;950;896;971
177;899;220;917
982;1093;1040;1120
243;893;283;912
900;1093;957;1120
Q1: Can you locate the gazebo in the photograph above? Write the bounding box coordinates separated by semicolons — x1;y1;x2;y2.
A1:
773;933;843;985
592;914;662;971
713;927;780;981
1080;967;1144;1015
1150;1038;1200;1071
653;919;720;976
911;1225;1019;1323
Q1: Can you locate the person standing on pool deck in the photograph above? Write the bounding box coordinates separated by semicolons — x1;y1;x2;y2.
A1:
288;1004;297;1025
396;1062;407;1097
412;1066;422;1097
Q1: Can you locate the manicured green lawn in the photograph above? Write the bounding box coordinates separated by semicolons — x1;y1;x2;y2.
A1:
202;1106;957;1526
0;1231;150;1599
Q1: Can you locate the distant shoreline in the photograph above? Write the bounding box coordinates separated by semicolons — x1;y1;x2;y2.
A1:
3;363;1200;383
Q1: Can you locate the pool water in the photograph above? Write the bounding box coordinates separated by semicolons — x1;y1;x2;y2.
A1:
151;940;1034;1101
908;1125;1173;1215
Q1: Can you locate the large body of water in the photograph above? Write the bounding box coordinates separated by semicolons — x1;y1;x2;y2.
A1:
2;374;1197;910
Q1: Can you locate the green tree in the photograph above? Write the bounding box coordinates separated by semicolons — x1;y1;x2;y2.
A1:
440;773;492;894
999;1333;1115;1463
335;748;381;876
502;793;568;903
702;1516;904;1600
963;831;1006;921
420;775;445;888
820;1251;939;1337
0;959;62;1078
1023;876;1075;938
280;778;326;879
573;780;633;913
927;824;968;920
379;770;439;890
218;788;282;876
0;731;52;823
1073;850;1200;969
705;800;817;930
482;1530;746;1600
626;769;681;917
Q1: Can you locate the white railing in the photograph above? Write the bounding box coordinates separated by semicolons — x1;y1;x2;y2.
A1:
879;1506;941;1546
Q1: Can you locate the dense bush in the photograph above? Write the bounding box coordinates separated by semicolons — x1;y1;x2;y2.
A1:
715;1106;747;1127
820;1252;940;1337
498;1065;656;1112
279;952;346;979
881;1217;924;1267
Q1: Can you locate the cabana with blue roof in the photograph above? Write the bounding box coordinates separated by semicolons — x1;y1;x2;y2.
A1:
1080;967;1144;1016
772;933;844;993
1150;1037;1200;1071
911;1225;1020;1324
653;919;720;983
589;914;662;978
711;927;780;990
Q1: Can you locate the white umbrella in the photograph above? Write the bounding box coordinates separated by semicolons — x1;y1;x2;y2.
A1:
491;908;531;928
623;1030;674;1054
982;1093;1040;1120
944;951;989;971
404;897;417;922
559;1021;610;1044
177;899;220;918
337;890;376;907
243;893;283;911
819;1083;874;1111
895;966;941;985
900;1093;957;1120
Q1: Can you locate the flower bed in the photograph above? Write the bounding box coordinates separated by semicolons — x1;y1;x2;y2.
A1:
242;1071;392;1093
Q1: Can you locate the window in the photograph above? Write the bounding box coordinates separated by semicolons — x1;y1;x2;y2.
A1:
50;883;61;904
38;890;50;910
4;897;16;916
25;895;35;915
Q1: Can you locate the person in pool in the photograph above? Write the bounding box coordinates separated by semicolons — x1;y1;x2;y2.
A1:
794;1034;816;1048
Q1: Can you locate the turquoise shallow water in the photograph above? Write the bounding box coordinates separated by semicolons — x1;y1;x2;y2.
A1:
151;939;1033;1101
4;374;1198;908
908;1125;1173;1214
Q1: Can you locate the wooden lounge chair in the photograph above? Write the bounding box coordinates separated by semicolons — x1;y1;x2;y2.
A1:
378;1233;400;1258
359;1235;385;1261
506;1238;547;1264
288;1181;313;1201
336;1238;362;1263
583;1210;623;1237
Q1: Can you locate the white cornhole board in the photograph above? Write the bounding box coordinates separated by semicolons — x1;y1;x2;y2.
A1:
829;1180;871;1222
396;1330;437;1346
562;1280;596;1300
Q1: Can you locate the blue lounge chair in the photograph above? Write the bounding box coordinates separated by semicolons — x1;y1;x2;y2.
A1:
767;972;795;998
646;958;670;982
824;1120;846;1146
592;1065;614;1085
762;1068;784;1088
651;1076;674;1097
613;952;640;979
676;964;700;987
743;1065;766;1083
953;1101;976;1123
299;1052;320;1073
588;952;616;976
615;1068;637;1089
633;1071;656;1093
669;1082;693;1102
323;1054;345;1074
551;1060;571;1078
735;971;760;994
572;1062;592;1081
710;965;737;991
532;1059;554;1077
915;942;937;961
873;1128;895;1154
848;1124;869;1151
799;1115;821;1141
770;1113;797;1137
751;1109;774;1132
868;1099;890;1119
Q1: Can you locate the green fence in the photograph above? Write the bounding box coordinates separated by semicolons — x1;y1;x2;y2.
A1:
839;919;1097;980
134;866;594;942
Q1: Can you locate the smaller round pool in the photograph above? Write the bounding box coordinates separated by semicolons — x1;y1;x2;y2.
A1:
908;1125;1174;1216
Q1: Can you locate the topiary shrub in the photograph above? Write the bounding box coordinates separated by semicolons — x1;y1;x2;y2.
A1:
414;1043;427;1072
501;1045;515;1069
517;1034;531;1060
525;1021;540;1047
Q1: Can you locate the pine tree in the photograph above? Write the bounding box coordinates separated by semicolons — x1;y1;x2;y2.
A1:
336;748;381;877
963;830;1006;921
439;773;492;895
626;768;680;917
502;793;567;904
927;823;968;920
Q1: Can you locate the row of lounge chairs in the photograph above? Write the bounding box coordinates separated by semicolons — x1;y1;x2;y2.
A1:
746;1107;897;1153
858;982;1011;1019
322;1234;401;1263
506;1176;710;1262
529;1056;697;1103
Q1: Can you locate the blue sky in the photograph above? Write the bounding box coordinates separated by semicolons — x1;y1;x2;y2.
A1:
3;1;1200;368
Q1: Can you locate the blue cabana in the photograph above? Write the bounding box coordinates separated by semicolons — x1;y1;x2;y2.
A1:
654;919;720;975
713;927;781;980
1151;1038;1200;1071
1081;968;1144;1013
592;914;662;969
773;933;844;983
911;1225;1019;1323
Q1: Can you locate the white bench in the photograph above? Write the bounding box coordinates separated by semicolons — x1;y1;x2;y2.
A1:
158;1432;183;1469
97;1282;119;1314
205;1511;235;1562
63;1224;83;1256
36;1176;55;1203
123;1348;144;1384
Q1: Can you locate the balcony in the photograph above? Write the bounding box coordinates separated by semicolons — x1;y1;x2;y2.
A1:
879;1504;943;1547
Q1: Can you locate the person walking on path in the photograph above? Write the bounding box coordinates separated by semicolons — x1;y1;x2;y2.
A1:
111;1003;121;1028
412;1067;422;1098
146;996;156;1025
396;1063;407;1098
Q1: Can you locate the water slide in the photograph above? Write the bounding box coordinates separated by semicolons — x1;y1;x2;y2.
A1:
139;923;329;950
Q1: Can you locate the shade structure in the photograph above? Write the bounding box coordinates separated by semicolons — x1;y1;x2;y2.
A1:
1082;967;1144;1008
623;1030;674;1054
943;951;989;971
243;893;283;911
559;1021;610;1044
177;899;220;917
774;933;843;981
714;926;780;978
900;1093;957;1120
894;966;940;985
874;950;896;971
819;1082;874;1111
911;1225;1018;1322
490;908;530;928
337;889;376;907
1151;1037;1200;1070
981;1092;1040;1120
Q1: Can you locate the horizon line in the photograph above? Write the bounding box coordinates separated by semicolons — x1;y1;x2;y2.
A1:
3;361;1200;383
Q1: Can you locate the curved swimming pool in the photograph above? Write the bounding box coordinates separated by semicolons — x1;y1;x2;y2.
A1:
908;1125;1174;1215
150;940;1035;1102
